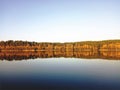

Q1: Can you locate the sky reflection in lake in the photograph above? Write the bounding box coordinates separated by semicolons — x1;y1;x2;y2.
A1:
0;58;120;90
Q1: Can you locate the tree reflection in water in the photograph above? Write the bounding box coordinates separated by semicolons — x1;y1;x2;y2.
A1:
0;51;120;60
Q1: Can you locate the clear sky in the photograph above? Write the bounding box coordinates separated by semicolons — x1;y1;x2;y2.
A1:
0;0;120;42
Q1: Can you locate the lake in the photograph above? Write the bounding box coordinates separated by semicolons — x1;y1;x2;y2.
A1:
0;58;120;90
0;52;120;90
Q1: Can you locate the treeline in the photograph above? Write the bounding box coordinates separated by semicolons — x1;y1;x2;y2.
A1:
0;40;120;51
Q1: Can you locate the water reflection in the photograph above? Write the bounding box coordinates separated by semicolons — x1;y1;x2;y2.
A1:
0;51;120;60
0;58;120;90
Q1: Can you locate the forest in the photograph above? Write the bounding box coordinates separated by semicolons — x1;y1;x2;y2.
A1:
0;40;120;52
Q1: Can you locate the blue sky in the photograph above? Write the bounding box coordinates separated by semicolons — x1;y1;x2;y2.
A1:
0;0;120;42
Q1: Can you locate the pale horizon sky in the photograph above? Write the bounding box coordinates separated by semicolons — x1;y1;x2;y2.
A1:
0;0;120;42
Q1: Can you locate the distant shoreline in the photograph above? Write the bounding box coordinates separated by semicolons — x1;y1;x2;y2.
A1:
0;40;120;52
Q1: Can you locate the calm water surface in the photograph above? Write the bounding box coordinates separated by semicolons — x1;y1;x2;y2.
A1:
0;58;120;90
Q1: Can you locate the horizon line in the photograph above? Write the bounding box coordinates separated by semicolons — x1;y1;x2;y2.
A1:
0;39;120;43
